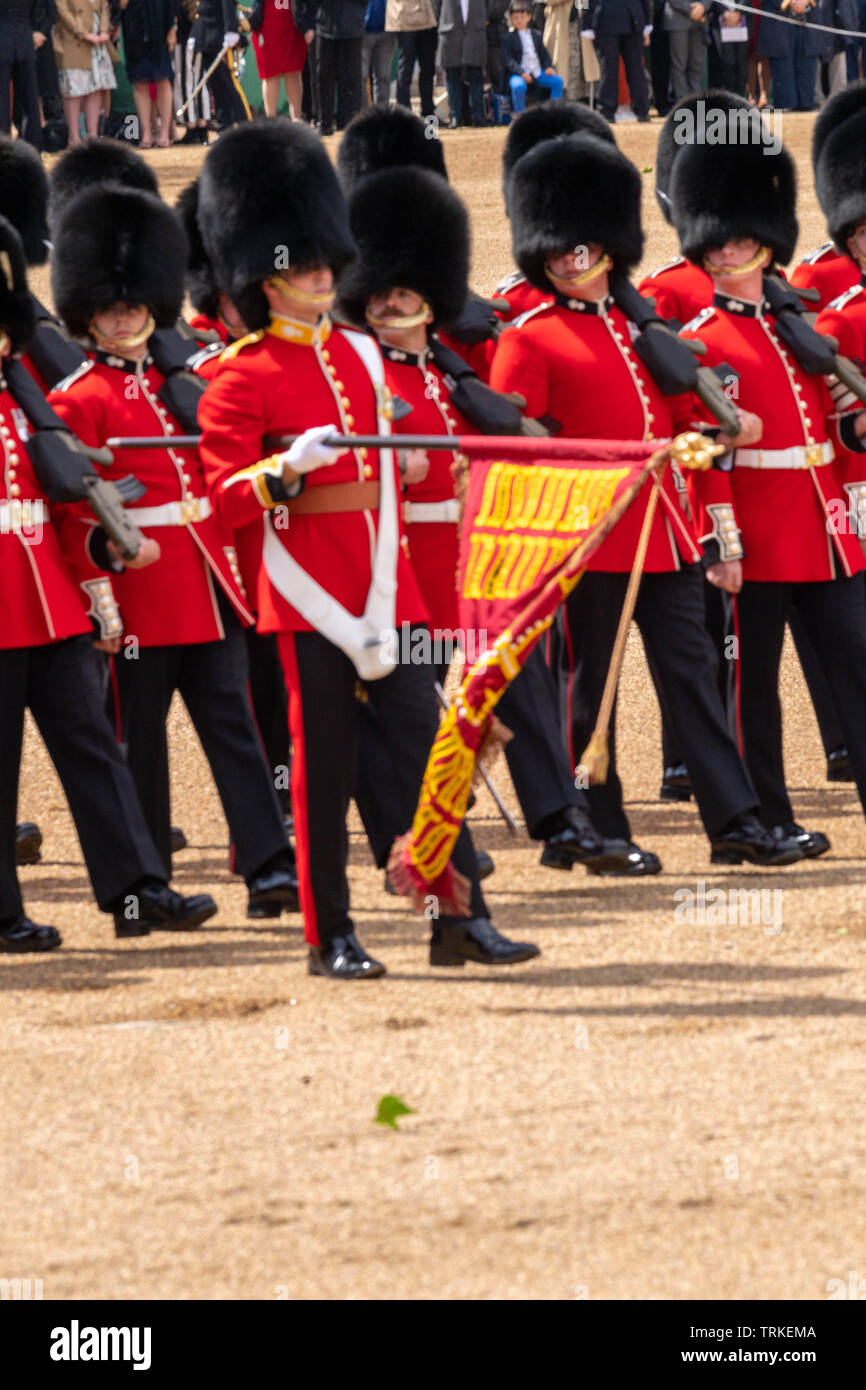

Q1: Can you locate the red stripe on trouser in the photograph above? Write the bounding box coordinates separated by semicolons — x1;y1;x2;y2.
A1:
276;632;319;947
731;594;744;759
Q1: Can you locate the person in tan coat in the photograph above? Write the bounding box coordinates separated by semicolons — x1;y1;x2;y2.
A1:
543;0;572;81
53;0;117;144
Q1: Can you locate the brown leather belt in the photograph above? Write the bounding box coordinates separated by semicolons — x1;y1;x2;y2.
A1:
287;481;380;514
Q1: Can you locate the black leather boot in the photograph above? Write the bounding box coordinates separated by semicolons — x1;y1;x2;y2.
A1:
710;815;804;866
15;822;42;866
308;931;386;979
429;918;539;967
0;915;61;952
539;807;614;871
660;763;692;802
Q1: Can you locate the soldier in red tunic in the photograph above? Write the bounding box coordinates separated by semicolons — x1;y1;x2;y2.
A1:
789;86;862;312
177;176;294;884
0;216;218;950
671;134;866;847
637;92;853;793
197;119;539;979
493;102;616;327
338;161;616;880
491;132;801;871
337;104;506;383
814;96;866;513
637;92;754;326
47;184;298;919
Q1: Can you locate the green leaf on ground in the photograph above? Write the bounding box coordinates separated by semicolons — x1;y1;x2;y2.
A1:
374;1095;414;1129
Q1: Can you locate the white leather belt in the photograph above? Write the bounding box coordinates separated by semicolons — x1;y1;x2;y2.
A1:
0;499;48;532
403;499;460;523
130;497;212;526
734;441;834;470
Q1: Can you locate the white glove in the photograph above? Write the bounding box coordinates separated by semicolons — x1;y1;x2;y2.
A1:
583;28;595;38
643;23;653;34
280;424;342;475
223;30;240;48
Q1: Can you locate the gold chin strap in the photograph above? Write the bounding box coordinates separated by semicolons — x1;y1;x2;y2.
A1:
90;312;156;356
545;252;613;294
266;275;335;312
365;301;433;331
703;245;771;278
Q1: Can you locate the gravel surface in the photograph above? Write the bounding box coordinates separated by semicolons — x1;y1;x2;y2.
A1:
3;116;865;1301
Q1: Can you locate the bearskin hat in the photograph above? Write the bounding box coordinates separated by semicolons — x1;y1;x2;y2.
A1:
501;102;614;212
671;136;797;268
338;167;468;330
812;80;866;180
337;105;448;192
176;179;221;320
197;119;356;331
510;133;643;291
0;136;49;267
654;89;752;225
0;216;36;353
813;86;866;252
48;138;159;235
52;186;188;337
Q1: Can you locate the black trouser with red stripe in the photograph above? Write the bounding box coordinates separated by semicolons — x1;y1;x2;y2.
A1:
115;600;289;881
657;582;847;769
733;574;866;826
279;626;487;948
558;564;757;842
0;635;164;921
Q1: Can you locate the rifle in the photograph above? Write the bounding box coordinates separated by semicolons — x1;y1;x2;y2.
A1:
609;272;743;438
763;273;866;406
4;359;146;561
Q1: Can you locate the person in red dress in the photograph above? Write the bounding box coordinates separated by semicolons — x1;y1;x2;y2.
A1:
252;0;315;119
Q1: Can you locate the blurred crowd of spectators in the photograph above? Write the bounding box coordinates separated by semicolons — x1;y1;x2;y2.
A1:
4;0;866;149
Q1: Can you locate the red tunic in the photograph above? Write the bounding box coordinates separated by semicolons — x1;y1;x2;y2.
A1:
436;329;495;383
490;295;701;573
189;312;229;345
789;244;860;313
492;270;550;325
252;0;309;79
0;379;93;650
198;317;427;636
815;279;866;514
680;293;865;584
637;257;715;326
382;341;475;633
48;353;253;647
